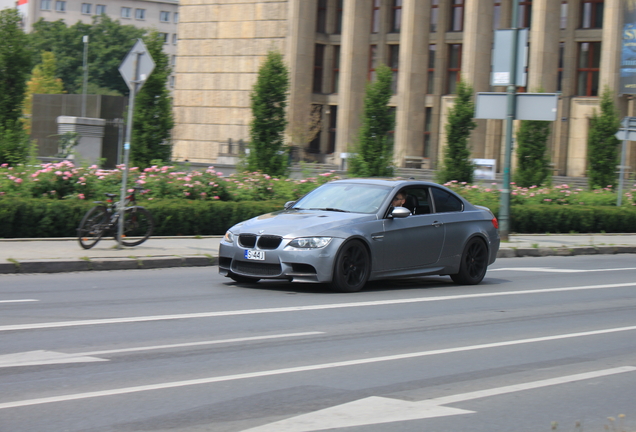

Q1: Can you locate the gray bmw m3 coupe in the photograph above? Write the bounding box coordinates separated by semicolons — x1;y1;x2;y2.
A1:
219;179;500;292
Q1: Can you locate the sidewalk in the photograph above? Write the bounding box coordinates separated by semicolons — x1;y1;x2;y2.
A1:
1;234;635;274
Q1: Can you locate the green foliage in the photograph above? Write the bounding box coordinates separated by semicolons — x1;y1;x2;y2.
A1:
130;31;174;168
0;9;32;125
437;80;477;184
511;205;636;234
514;120;551;187
29;15;145;95
348;63;395;177
247;51;289;177
587;87;620;189
23;51;66;134
56;131;79;158
0;121;31;166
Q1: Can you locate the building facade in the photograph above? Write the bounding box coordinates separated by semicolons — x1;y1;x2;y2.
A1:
173;0;635;178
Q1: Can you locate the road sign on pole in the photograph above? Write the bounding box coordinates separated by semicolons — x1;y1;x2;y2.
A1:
116;39;155;249
615;116;636;207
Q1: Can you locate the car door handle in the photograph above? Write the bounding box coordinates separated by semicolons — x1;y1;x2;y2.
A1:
432;221;443;227
371;235;384;240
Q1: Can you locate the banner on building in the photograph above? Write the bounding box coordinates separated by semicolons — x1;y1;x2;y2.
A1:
620;1;636;94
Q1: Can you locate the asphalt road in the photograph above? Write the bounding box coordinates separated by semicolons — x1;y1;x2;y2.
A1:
1;255;635;432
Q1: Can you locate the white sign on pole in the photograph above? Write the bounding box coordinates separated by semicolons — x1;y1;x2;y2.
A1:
118;39;155;91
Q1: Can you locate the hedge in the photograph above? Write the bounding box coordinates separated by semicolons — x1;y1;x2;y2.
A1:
0;199;634;238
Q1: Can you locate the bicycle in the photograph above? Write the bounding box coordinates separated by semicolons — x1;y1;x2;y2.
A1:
77;186;154;249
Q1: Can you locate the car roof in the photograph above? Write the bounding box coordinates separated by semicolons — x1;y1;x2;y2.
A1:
330;178;444;188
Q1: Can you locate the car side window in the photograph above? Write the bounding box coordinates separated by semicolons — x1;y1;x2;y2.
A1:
431;187;463;213
400;187;432;215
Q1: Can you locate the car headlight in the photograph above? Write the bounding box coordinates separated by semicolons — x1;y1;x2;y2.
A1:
223;231;235;243
286;237;332;249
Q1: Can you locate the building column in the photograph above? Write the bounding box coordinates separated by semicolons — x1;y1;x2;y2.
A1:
599;0;622;94
286;0;317;150
462;0;493;158
335;0;372;165
527;0;560;92
394;0;430;166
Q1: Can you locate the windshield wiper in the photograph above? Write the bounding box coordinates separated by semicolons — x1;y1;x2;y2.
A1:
309;207;350;213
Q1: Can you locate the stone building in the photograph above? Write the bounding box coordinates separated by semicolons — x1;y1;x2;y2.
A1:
173;0;635;178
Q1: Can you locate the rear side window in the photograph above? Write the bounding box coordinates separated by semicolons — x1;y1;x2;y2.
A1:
431;187;463;213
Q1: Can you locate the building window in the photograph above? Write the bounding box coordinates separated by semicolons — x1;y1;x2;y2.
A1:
170;76;175;88
328;105;338;154
332;45;340;94
493;1;501;30
423;107;432;158
308;105;323;154
135;9;145;19
174;12;179;23
313;44;325;93
159;32;168;43
121;7;131;18
581;0;603;29
450;0;464;32
371;0;380;33
447;44;462;94
557;42;564;92
40;0;51;10
560;1;567;29
81;3;91;14
428;44;436;94
172;34;177;45
577;42;601;96
95;4;105;14
518;0;532;28
160;11;170;22
369;45;378;81
389;44;399;94
391;0;402;33
171;55;176;67
334;0;343;34
55;1;66;12
316;0;327;33
431;0;439;32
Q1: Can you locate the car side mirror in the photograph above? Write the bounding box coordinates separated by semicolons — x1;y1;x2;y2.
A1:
284;201;295;209
390;207;411;218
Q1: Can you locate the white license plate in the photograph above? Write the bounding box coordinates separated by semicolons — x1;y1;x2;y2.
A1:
244;250;265;260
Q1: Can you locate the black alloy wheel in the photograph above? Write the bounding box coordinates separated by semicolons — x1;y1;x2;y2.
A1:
330;240;370;292
451;237;488;285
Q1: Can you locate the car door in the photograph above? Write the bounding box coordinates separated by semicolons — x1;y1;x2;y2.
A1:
379;187;445;271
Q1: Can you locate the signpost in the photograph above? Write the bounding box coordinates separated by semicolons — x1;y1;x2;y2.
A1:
117;39;155;248
614;117;636;206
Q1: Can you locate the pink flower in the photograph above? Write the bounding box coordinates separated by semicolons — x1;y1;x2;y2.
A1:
78;193;85;199
15;178;22;184
213;196;220;200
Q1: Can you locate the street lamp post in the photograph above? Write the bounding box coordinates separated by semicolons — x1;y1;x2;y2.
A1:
81;35;89;118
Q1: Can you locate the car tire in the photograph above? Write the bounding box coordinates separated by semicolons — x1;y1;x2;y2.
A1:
450;237;488;285
330;240;370;293
229;272;261;284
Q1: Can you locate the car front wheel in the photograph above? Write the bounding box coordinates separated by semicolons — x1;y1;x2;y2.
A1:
450;237;488;285
330;240;370;293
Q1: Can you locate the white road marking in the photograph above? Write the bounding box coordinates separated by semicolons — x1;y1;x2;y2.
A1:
0;350;106;368
0;332;323;368
492;267;636;273
1;282;635;333
242;366;636;431
1;326;635;410
0;299;38;304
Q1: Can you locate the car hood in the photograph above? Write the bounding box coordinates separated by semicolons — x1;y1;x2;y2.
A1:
231;209;377;238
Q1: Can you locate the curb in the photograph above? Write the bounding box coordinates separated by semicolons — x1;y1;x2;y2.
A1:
0;255;216;274
496;246;636;258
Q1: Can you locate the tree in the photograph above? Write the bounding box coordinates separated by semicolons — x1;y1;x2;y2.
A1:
29;15;145;95
247;51;289;177
514;120;551;187
437;79;476;184
23;51;66;134
348;63;394;177
130;31;174;168
587;88;620;189
0;9;32;165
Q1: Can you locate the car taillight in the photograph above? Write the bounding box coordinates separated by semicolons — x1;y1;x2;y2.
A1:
492;217;499;229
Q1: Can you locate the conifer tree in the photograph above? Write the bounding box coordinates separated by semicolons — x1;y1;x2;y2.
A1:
348;63;394;177
437;79;476;183
514;120;551;187
587;88;620;189
247;51;289;177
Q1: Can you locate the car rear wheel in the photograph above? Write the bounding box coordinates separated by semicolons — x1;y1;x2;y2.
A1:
450;237;488;285
229;272;261;284
330;240;370;293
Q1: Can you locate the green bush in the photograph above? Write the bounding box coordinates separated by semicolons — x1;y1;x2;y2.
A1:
510;205;636;233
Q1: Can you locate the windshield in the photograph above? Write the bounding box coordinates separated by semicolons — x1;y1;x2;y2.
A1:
293;183;392;214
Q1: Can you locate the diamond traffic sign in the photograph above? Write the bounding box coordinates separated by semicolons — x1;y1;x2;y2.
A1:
118;39;155;92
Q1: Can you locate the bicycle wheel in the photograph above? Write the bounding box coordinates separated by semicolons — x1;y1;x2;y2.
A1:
77;206;108;249
115;206;154;247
